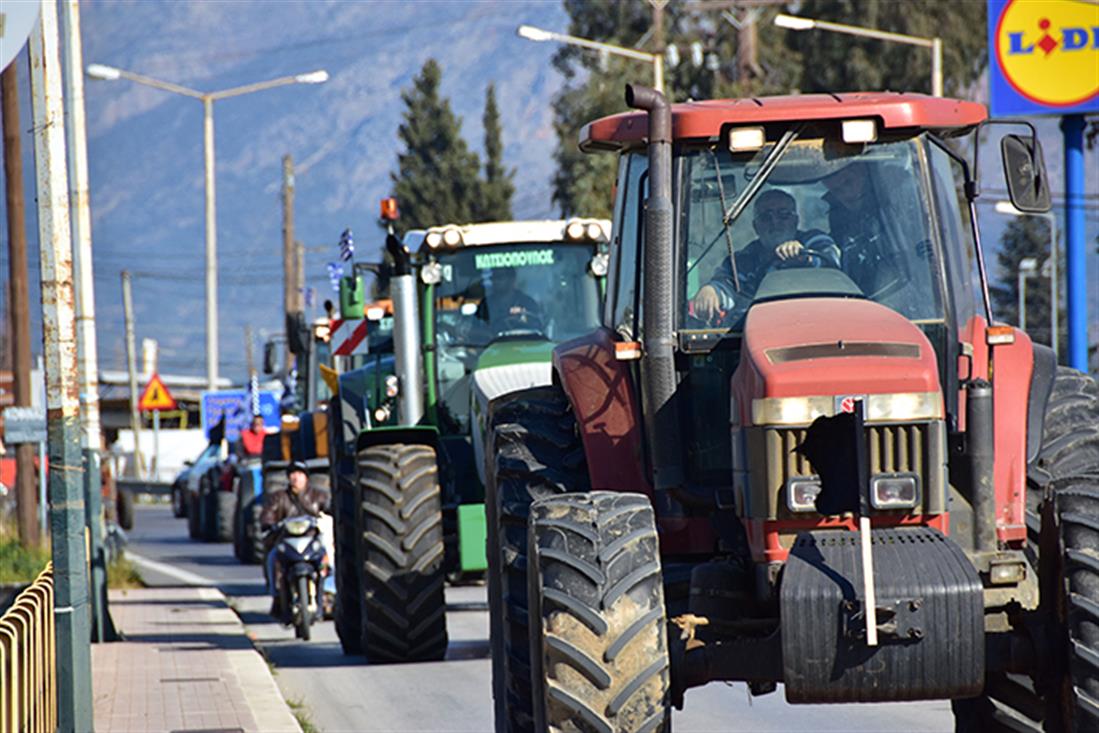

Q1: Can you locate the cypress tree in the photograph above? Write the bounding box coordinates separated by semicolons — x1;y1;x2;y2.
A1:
392;59;481;233
477;83;515;221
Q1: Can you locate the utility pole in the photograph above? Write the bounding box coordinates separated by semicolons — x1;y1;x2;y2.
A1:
29;0;94;725
60;0;114;642
244;324;255;376
122;271;144;479
282;154;297;366
2;58;39;548
296;238;305;312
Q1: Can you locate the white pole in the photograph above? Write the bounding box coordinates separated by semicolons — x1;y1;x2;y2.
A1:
38;439;47;533
860;515;878;646
153;410;160;480
204;97;218;390
1018;269;1028;332
652;53;664;94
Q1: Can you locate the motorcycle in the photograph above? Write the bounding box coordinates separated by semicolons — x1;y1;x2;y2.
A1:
266;514;329;640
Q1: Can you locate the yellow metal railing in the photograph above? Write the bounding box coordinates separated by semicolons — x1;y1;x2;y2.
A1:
0;563;56;733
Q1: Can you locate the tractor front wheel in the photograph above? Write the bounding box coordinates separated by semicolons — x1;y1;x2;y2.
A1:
486;387;589;732
529;491;671;732
357;443;448;663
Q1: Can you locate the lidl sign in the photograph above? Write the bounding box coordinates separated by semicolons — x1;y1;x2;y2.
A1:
987;0;1099;116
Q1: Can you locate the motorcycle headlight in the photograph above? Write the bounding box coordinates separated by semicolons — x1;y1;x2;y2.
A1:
284;517;311;536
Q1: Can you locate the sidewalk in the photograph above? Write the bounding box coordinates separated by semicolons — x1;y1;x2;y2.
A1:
92;586;302;732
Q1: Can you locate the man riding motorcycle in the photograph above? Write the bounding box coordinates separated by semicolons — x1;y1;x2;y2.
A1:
260;461;330;616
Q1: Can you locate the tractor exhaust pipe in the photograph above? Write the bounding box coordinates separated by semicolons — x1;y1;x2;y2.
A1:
966;379;996;553
626;84;684;491
386;233;424;426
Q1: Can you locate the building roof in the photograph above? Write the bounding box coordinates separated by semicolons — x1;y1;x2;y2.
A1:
580;92;988;152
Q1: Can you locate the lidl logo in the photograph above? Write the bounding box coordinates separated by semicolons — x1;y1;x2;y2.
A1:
992;0;1099;110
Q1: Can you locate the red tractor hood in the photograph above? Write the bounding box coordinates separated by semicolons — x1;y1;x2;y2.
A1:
731;298;941;424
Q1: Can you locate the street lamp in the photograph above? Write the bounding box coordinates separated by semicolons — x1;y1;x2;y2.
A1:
1017;257;1039;332
996;200;1059;359
517;24;664;93
85;63;328;390
774;13;942;97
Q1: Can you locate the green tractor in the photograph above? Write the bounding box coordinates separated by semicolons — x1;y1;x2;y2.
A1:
329;217;610;661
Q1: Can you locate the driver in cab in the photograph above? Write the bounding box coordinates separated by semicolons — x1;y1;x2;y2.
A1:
478;266;542;333
692;188;839;322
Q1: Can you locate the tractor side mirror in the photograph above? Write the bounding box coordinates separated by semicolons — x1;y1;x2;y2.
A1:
1002;134;1051;213
339;275;365;319
262;341;277;375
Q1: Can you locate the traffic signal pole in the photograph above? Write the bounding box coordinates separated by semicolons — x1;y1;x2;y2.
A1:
29;0;94;727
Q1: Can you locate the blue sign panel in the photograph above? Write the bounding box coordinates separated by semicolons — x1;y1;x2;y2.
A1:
200;389;280;443
987;0;1099;116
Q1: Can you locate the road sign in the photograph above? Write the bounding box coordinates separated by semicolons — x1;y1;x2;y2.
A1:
201;389;280;443
2;406;46;444
138;373;177;412
330;317;369;356
987;0;1099;116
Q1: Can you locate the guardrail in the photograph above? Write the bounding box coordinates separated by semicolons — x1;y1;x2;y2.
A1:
0;563;56;733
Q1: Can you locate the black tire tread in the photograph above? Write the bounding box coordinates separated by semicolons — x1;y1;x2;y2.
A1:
530;491;670;733
487;387;589;733
357;443;447;663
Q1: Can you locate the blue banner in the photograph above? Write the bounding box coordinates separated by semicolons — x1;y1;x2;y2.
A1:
200;389;280;442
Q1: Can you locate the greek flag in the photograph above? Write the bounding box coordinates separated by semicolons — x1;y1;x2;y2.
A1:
326;262;343;292
339;228;354;262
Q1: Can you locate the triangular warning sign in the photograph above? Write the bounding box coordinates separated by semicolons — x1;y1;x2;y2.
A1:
139;373;177;412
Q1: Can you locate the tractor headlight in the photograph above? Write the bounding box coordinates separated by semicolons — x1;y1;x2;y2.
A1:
425;231;444;249
385;375;400;398
566;221;585;240
585;222;605;241
865;392;942;422
870;473;920;510
442;228;462;246
421;261;443;284
787;477;822;512
373;405;391;423
751;396;832;426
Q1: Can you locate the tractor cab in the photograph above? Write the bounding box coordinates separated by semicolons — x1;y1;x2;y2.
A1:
478;87;1098;733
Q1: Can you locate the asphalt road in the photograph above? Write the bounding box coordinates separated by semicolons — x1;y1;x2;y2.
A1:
125;503;956;732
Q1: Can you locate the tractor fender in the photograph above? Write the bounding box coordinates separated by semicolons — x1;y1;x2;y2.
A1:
989;327;1034;545
1025;343;1057;466
355;425;439;454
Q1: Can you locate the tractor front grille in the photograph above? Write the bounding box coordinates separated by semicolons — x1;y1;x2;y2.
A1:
745;420;947;519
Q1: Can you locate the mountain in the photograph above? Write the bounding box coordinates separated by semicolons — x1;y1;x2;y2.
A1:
78;0;571;378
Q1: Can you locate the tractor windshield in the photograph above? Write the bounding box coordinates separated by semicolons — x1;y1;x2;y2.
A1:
431;242;602;432
681;134;946;335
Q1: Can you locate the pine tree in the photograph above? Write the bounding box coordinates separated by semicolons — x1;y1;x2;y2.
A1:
391;59;481;233
990;215;1063;352
477;83;515;222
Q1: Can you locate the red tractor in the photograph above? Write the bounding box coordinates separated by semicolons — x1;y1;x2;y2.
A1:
485;85;1099;732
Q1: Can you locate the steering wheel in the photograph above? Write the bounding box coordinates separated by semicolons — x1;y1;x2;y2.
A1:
775;247;832;270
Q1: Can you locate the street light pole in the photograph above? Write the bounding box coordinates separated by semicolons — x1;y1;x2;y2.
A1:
204;96;217;391
85;64;328;390
1018;257;1038;333
517;24;665;93
774;13;942;97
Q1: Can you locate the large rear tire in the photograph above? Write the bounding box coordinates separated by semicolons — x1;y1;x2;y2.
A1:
486;387;589;732
334;470;363;655
529;492;671;733
955;367;1099;732
205;485;235;543
357;443;448;663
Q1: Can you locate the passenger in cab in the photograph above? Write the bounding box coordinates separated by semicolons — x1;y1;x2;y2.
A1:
692;189;839;322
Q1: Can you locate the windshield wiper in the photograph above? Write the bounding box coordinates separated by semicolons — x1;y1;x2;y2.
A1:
721;125;803;227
